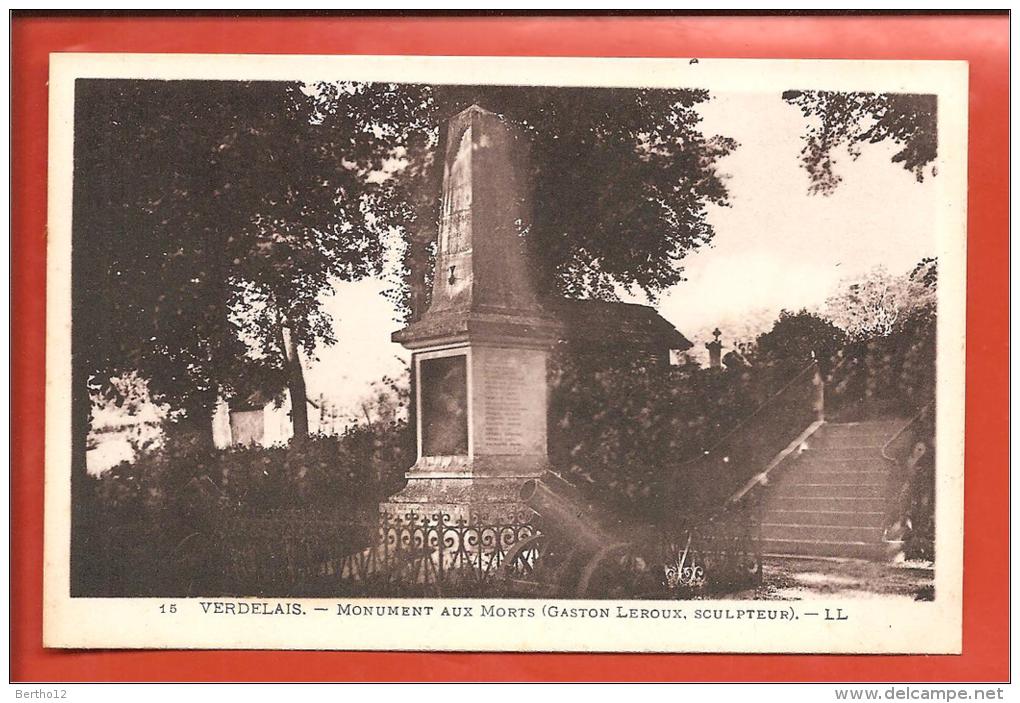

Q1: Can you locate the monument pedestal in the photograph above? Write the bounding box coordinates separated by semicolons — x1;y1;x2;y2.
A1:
381;333;558;527
379;478;533;526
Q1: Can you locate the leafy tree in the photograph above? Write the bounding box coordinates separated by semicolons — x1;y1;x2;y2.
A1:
73;79;420;591
782;91;937;195
73;80;414;455
305;83;738;320
906;257;938;319
754;309;847;366
823;264;935;340
819;259;937;419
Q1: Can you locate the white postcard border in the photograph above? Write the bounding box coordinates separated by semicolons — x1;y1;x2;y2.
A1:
43;53;968;653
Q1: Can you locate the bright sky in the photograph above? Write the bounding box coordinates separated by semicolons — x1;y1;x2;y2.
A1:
307;90;937;417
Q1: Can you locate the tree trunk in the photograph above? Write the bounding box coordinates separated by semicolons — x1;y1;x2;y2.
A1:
280;322;309;444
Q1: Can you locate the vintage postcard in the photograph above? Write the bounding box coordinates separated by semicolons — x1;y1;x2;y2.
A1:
43;53;967;652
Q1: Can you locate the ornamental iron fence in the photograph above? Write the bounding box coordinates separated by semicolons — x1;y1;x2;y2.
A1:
83;497;763;599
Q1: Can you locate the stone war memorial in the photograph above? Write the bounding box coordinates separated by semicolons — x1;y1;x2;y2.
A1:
383;104;688;531
373;105;706;595
384;104;563;526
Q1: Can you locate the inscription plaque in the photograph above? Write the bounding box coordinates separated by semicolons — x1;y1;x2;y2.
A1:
473;346;546;457
480;355;526;452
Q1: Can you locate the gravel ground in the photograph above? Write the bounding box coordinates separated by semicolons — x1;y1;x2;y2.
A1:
738;556;935;602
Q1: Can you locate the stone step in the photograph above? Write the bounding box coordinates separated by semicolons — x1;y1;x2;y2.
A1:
771;495;888;513
761;509;887;528
816;424;897;435
799;446;886;461
778;459;891;477
795;456;890;468
805;434;891;450
813;425;898;437
822;420;906;434
761;522;885;544
760;538;886;560
756;420;907;562
777;482;888;499
780;470;891;486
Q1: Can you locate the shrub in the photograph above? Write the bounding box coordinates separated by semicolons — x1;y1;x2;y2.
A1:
547;350;808;521
80;420;414;596
823;309;935;419
96;421;413;515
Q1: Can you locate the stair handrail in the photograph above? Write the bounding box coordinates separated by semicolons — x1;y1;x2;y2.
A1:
726;418;825;506
674;359;822;473
669;359;824;529
881;400;935;465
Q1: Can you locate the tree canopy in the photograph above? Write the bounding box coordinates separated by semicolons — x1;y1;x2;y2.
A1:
73;78;737;458
72;79;407;445
754;309;848;365
823;263;936;341
782;90;937;196
306;83;737;318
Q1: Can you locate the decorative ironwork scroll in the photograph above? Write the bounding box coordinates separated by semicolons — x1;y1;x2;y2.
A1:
663;496;764;598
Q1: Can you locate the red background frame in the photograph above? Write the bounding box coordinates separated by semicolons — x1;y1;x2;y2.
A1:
10;13;1009;682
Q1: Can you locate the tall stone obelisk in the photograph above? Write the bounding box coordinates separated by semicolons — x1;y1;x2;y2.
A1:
382;105;561;524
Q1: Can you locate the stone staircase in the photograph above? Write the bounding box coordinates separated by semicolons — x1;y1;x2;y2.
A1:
760;418;906;560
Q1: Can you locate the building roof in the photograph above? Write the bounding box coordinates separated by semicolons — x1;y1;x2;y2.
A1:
547;298;692;352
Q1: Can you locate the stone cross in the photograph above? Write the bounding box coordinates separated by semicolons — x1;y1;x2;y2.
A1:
707;327;723;369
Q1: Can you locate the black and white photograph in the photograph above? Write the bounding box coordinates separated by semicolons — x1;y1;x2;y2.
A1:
43;54;967;653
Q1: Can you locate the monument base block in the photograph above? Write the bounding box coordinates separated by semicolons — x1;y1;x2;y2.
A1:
380;476;537;526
